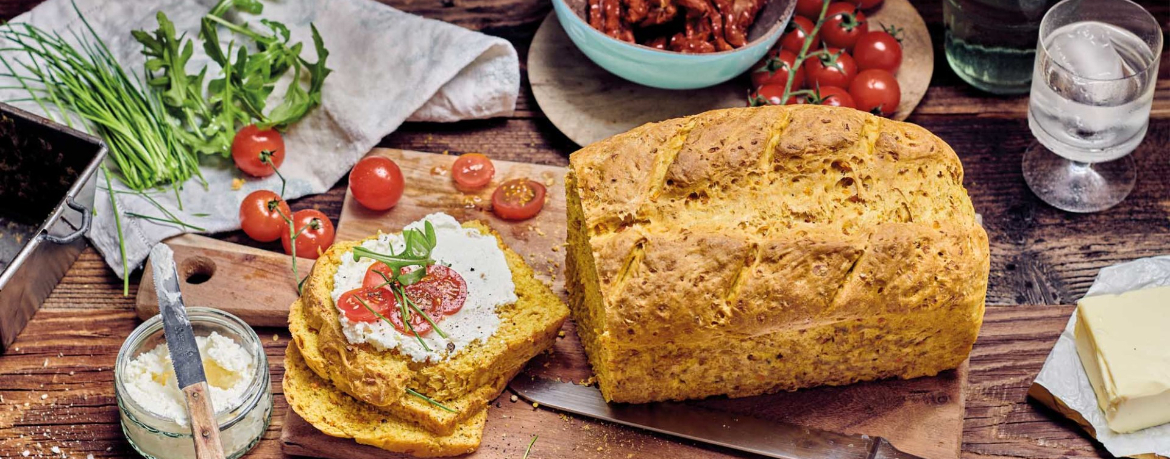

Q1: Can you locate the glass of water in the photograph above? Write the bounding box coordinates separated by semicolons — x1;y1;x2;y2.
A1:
1022;0;1162;213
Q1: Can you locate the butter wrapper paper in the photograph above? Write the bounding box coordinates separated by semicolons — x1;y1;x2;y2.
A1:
1031;255;1170;458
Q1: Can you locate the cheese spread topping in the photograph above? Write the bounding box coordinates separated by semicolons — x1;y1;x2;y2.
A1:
331;213;516;362
122;331;255;427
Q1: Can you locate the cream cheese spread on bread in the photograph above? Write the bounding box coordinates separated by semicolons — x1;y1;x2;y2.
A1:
331;213;516;362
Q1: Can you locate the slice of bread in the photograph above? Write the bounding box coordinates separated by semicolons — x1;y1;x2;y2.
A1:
290;297;511;435
294;220;568;431
282;343;485;457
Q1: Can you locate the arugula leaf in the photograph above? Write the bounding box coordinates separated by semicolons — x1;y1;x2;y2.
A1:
352;223;439;286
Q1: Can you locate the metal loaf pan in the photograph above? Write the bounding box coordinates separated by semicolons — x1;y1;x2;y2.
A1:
0;103;106;352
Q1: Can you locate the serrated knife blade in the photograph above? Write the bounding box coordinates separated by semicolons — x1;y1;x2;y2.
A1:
149;243;225;459
509;376;924;459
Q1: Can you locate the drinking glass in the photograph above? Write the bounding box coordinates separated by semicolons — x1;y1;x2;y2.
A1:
1022;0;1162;213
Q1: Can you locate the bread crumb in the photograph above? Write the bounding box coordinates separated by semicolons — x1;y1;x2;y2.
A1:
551;246;559;252
21;451;29;457
557;330;565;338
40;394;47;400
510;395;518;403
50;446;60;454
273;334;280;342
231;178;244;190
42;359;48;367
532;402;539;408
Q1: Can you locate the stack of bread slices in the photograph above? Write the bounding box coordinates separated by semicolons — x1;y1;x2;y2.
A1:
284;220;569;457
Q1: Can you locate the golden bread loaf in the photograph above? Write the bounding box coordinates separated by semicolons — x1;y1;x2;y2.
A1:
282;343;486;457
293;220;568;433
565;105;990;403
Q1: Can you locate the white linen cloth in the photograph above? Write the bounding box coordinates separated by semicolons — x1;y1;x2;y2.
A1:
1032;256;1170;457
0;0;519;277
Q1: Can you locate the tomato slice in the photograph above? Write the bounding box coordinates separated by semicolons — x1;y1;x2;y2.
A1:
403;265;469;315
337;287;396;323
363;263;396;290
387;299;434;336
491;179;546;221
452;153;495;190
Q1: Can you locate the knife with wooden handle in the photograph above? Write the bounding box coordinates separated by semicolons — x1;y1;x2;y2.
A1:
509;376;925;459
150;243;226;459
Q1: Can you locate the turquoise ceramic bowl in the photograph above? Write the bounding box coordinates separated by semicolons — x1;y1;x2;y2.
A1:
552;0;796;90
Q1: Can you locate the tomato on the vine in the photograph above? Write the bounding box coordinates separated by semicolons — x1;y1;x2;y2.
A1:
803;47;858;89
853;29;903;72
779;16;819;54
806;85;856;108
748;84;800;106
349;156;405;211
451;153;495;190
337;287;396;323
750;49;803;89
239;190;290;243
795;0;826;19
850;69;901;116
232;124;285;177
281;209;335;259
491;179;547;221
822;2;868;50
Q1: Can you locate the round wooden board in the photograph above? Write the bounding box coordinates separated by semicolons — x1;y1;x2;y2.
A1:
529;0;933;147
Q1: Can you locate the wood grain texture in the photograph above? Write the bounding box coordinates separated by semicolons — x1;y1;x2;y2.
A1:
0;0;1167;457
135;234;315;327
183;381;227;459
528;0;933;146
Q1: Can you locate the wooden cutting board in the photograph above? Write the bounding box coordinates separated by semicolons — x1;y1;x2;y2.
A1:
136;148;967;458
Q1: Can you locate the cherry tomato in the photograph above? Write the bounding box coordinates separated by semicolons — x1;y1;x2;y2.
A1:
849;69;901;116
851;0;882;8
750;49;803;89
822;2;868;50
231;125;285;177
239;190;291;243
337;287;396;323
804;47;858;89
491;179;547;221
795;0;827;19
387;299;434;335
779;16;819;54
402;265;468;315
281;209;335;259
748;84;801;106
363;263;398;290
451;153;495;190
349;156;405;211
806;85;856;108
853;29;902;72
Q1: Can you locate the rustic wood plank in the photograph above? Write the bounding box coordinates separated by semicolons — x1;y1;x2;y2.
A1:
0;306;1093;458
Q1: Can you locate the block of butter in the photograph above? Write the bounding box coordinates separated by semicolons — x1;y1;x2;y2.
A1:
1075;286;1170;433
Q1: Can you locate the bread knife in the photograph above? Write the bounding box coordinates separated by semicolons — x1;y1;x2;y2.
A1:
150;243;226;459
509;376;924;459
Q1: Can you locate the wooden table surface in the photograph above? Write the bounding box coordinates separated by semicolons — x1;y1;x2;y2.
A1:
1;0;1168;458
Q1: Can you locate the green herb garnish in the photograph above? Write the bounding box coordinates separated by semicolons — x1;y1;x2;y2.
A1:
405;388;457;413
523;435;538;459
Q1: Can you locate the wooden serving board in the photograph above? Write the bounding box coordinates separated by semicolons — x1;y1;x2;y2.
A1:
277;148;968;459
529;0;934;147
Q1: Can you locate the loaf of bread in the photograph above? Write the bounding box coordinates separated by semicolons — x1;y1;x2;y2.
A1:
565;105;989;403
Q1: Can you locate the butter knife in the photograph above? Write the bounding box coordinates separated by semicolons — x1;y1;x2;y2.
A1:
509;377;924;459
150;243;226;459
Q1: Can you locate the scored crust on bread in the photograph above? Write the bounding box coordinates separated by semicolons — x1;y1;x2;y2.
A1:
566;105;990;403
294;220;569;429
282;343;486;457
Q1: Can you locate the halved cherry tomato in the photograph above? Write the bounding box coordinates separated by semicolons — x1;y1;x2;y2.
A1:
491;179;546;221
806;85;856;108
822;2;868;50
779;16;819;54
853;29;903;72
804;47;858;89
750;49;803;89
349;156;405;211
337;287;396;323
281;209;335;259
795;0;827;19
748;84;801;106
452;153;495;190
850;69;901;116
232;125;285;177
239;190;290;243
402;265;468;315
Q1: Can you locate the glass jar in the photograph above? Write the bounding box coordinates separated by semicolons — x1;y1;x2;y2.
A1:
114;308;272;459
